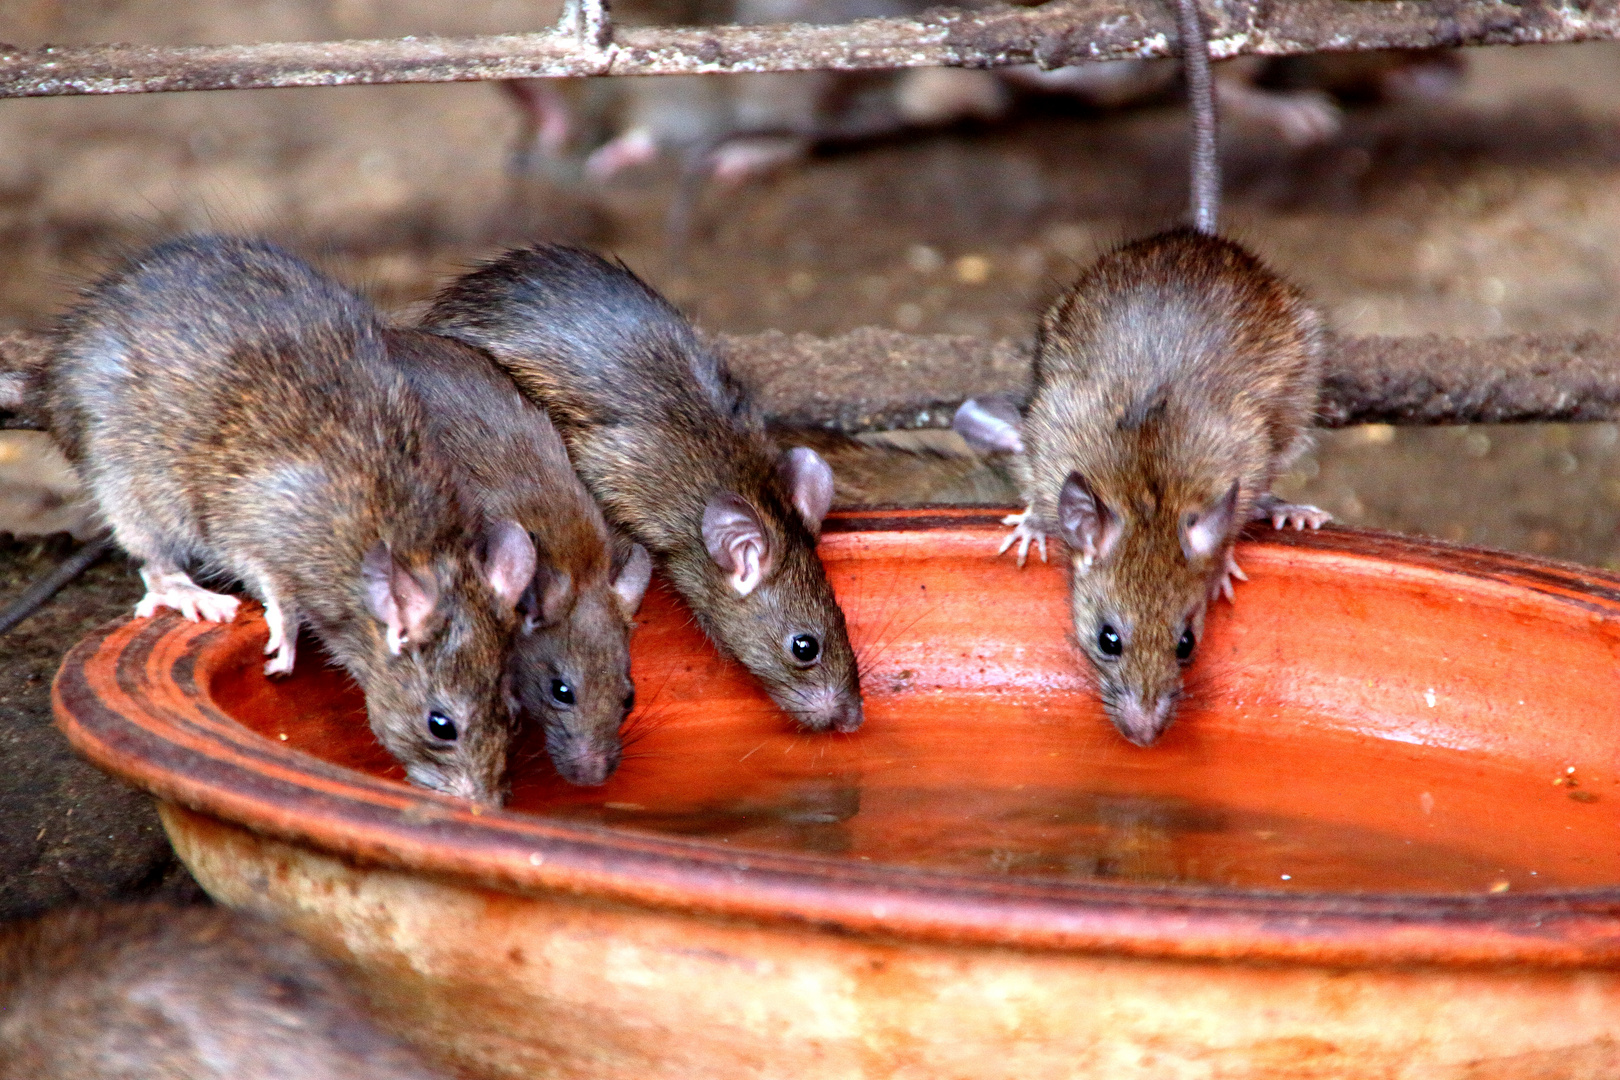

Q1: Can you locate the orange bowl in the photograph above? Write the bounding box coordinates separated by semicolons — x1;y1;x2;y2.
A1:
54;508;1620;1079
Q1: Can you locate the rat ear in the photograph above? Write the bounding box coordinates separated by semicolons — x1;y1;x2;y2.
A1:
362;541;440;655
519;566;574;631
703;492;773;597
1058;471;1121;566
1181;481;1240;561
481;520;538;612
612;543;653;617
952;396;1025;455
777;447;835;535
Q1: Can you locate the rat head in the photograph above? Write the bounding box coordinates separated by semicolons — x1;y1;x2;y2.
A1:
358;520;535;805
698;446;862;733
511;542;652;786
1061;471;1239;747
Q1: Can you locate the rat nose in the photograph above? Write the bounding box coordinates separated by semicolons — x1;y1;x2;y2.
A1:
553;741;621;787
789;688;863;733
1110;692;1176;747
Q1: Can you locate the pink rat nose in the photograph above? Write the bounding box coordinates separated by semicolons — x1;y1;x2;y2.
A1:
1110;693;1176;747
791;688;863;733
553;741;621;787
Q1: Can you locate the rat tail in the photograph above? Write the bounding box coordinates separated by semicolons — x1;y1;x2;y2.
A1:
1175;0;1220;235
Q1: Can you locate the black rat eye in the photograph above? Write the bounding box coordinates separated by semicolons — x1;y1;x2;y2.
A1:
1098;625;1123;658
550;679;575;706
623;690;635;713
790;633;820;664
427;711;458;741
1177;627;1196;662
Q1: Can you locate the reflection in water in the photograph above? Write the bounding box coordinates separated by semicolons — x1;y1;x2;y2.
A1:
542;776;1548;893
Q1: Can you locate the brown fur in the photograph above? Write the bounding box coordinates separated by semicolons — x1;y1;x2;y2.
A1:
422;245;862;732
0;903;451;1079
42;237;524;803
384;328;645;785
1021;228;1323;743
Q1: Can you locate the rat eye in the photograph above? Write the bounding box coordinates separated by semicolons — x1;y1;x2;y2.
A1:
1098;624;1123;658
427;711;458;741
1177;627;1196;662
623;690;635;713
550;679;575;706
790;633;821;664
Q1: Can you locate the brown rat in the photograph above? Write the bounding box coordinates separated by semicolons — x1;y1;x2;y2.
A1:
953;0;1328;748
0;903;451;1079
42;236;535;804
384;327;651;786
421;245;863;733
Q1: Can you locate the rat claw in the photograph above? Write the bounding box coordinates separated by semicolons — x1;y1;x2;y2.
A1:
1214;550;1247;603
135;568;241;624
997;507;1047;568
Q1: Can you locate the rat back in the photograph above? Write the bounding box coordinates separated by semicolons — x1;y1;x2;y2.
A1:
422;245;863;733
0;904;448;1080
384;327;649;785
44;237;530;803
1024;228;1323;534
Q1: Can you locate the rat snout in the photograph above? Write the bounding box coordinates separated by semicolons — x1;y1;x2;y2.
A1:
407;762;509;808
784;685;864;733
549;736;622;786
1108;691;1178;748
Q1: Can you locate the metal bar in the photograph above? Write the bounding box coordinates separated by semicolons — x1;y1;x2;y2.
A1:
716;329;1620;431
0;0;1615;97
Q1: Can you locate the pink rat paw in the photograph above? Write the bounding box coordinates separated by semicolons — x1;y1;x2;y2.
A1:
1212;549;1249;603
1255;495;1331;531
135;569;241;624
997;507;1047;568
262;598;298;677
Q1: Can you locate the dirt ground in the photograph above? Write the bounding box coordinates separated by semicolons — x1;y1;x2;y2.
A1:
6;0;1620;915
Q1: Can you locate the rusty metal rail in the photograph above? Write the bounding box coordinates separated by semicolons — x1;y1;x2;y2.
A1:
1;0;1616;97
718;329;1620;431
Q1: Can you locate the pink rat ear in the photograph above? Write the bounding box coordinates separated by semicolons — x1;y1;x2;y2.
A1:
481;520;538;612
777;447;835;535
519;566;574;632
362;541;440;655
952;395;1025;455
1058;471;1122;567
612;543;653;617
702;492;773;597
1180;481;1240;561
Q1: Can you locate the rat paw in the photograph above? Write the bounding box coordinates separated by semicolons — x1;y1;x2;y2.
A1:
1213;549;1249;603
1255;496;1331;531
262;599;297;676
997;508;1047;568
135;570;241;623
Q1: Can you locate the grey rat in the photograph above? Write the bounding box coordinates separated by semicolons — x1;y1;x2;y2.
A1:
0;903;450;1080
384;326;652;786
953;0;1328;748
421;245;863;733
42;236;535;804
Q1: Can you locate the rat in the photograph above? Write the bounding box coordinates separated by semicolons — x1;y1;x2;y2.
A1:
952;0;1328;748
421;245;864;733
41;235;535;804
0;903;451;1079
384;326;652;786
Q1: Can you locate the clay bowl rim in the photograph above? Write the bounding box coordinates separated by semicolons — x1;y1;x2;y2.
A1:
53;507;1620;969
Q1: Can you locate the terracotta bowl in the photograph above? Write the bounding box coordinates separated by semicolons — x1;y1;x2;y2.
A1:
54;508;1620;1079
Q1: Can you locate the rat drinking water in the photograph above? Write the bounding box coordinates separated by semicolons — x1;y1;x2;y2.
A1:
42;236;535;804
422;246;864;733
0;903;451;1080
385;327;651;785
953;0;1328;748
